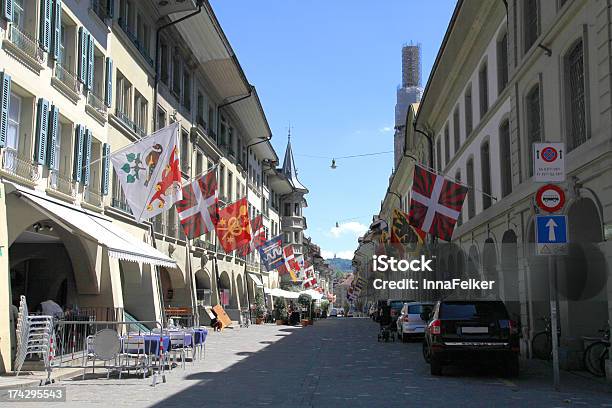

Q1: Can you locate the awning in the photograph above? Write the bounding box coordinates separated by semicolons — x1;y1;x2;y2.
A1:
16;188;176;269
267;288;299;299
300;289;323;301
247;273;263;287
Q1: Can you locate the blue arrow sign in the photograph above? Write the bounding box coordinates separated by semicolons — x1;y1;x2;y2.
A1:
536;215;568;244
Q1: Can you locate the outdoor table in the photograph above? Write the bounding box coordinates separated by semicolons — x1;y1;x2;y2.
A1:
167;331;193;349
122;335;170;356
192;328;208;345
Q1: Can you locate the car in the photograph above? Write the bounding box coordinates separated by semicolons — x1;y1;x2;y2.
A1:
337;309;345;317
387;299;413;331
346;309;354;317
329;308;338;317
396;302;434;342
422;300;520;377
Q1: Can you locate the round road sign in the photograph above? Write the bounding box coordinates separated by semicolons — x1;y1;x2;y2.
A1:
541;146;558;163
535;184;565;213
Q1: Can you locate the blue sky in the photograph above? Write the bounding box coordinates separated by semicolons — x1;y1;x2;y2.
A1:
210;0;456;259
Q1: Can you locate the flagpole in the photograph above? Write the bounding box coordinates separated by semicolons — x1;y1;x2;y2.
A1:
213;164;223;310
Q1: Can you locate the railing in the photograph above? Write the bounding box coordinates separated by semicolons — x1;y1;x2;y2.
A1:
48;169;76;197
117;18;154;67
7;25;44;63
135;124;147;138
87;91;108;119
83;185;103;207
54;63;80;94
116;108;147;139
1;148;39;182
90;0;109;21
111;197;132;214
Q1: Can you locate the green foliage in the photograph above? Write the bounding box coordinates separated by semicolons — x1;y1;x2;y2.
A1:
273;297;287;321
297;293;312;308
254;291;266;319
320;299;330;312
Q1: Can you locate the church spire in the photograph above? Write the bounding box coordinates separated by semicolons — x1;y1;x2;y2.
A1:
281;129;308;193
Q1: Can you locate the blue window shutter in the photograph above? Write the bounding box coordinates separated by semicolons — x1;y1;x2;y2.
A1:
101;143;110;195
51;0;62;60
104;57;113;107
87;34;94;91
73;124;84;182
47;105;59;169
81;128;92;185
34;98;50;165
106;0;114;18
0;71;11;148
2;0;12;21
78;27;87;84
39;0;51;52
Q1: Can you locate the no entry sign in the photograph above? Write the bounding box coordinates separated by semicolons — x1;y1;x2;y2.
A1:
535;184;565;213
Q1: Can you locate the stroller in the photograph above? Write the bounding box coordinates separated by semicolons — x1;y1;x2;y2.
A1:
377;304;396;342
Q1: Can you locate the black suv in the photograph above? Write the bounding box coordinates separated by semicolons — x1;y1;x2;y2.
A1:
422;300;519;377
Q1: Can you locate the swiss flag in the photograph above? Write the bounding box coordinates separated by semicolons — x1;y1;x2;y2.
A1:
278;245;301;282
408;165;467;242
215;197;251;253
176;170;218;239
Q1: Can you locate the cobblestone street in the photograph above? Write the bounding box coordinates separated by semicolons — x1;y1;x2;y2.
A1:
2;318;612;407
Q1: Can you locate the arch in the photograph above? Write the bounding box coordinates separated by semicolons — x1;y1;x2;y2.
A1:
501;230;520;318
195;268;212;306
218;271;231;307
482;238;499;298
467;244;480;298
235;274;245;309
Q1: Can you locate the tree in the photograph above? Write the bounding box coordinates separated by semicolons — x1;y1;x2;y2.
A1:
254;292;265;319
273;297;287;322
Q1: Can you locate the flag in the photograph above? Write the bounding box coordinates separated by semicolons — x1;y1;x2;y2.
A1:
111;123;182;221
303;275;317;289
391;208;426;257
215;197;251;253
238;215;266;256
408;164;468;241
299;265;314;282
176;169;218;239
259;235;284;271
278;245;301;282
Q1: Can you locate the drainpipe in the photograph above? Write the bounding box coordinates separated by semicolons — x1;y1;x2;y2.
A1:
152;3;204;131
215;87;254;143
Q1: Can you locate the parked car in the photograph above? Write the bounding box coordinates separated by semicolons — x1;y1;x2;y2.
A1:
388;299;413;331
422;300;520;377
337;309;345;317
347;309;354;317
396;302;434;342
329;308;338;317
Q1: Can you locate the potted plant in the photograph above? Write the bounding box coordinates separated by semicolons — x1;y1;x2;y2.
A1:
254;292;265;324
320;300;330;318
298;293;312;326
273;297;288;325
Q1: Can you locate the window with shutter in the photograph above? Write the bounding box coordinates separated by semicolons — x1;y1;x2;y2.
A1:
78;27;88;84
87;34;94;90
105;57;113;107
73;124;84;182
39;0;52;52
34;98;50;165
51;0;62;60
81;128;92;185
2;0;12;21
47;104;59;169
0;71;11;148
101;143;110;195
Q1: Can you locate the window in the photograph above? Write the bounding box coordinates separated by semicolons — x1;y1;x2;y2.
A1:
180;129;189;174
182;69;191;111
172;49;181;96
196;152;203;175
208;106;214;133
525;84;541;176
565;40;587;150
156;106;166;131
133;91;147;134
467;158;475;219
284;202;291;217
497;32;508;93
197;91;205;127
227;172;233;201
436;139;442;171
479;61;488;117
464;84;473;137
13;0;24;30
7;93;21;151
115;71;132;118
524;0;539;53
480;141;492;209
499;120;512;197
455;170;462;226
444;124;450;164
219;165;225;198
453;107;460;153
160;41;169;84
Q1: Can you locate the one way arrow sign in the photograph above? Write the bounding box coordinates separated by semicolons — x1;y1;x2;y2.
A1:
536;215;568;256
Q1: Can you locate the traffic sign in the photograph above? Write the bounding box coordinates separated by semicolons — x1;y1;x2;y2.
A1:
533;143;565;182
535;184;566;213
536;214;568;255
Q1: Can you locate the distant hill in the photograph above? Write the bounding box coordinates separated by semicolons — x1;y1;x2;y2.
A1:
326;258;352;273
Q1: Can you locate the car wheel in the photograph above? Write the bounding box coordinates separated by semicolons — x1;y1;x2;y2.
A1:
504;355;519;378
430;358;443;376
422;341;431;363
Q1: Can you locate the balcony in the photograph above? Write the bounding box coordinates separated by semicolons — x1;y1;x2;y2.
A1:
90;0;110;22
117;18;154;68
83;185;103;208
86;91;108;123
111;197;133;214
52;63;80;102
1;148;40;184
3;25;44;72
47;170;76;199
281;216;305;229
114;109;146;138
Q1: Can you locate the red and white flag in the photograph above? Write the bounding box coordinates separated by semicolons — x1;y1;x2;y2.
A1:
176;169;218;239
408;164;468;242
238;215;266;256
278;245;301;282
303;274;317;289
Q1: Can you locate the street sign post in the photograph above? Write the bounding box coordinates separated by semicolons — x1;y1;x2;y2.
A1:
535;184;566;213
533;143;565;182
535;214;568;256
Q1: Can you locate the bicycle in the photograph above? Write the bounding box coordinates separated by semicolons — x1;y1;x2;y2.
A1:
583;324;610;377
531;317;561;360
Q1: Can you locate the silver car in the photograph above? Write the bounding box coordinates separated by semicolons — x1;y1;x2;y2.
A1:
397;302;434;342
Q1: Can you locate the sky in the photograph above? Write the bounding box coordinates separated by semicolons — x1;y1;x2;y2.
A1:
210;0;457;260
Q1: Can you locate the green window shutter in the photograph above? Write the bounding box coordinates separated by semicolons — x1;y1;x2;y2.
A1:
51;0;62;60
86;34;94;91
104;57;113;107
47;105;59;169
78;27;88;84
73;124;84;182
81;128;92;185
39;0;51;52
101;143;110;195
0;71;11;148
106;0;114;18
34;98;50;165
3;0;12;21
